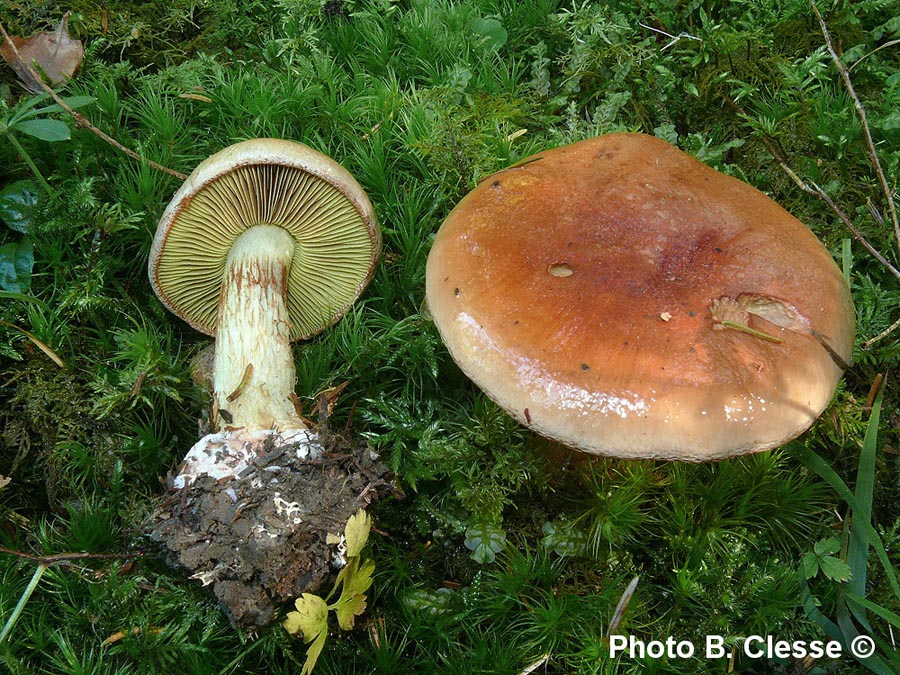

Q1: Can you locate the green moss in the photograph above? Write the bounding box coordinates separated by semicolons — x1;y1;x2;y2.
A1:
0;0;898;672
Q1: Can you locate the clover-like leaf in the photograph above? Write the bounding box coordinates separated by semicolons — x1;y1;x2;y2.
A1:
802;538;852;582
284;593;328;643
814;537;841;557
801;551;820;580
344;508;371;559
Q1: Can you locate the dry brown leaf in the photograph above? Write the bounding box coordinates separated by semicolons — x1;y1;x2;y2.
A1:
0;12;84;92
738;293;812;334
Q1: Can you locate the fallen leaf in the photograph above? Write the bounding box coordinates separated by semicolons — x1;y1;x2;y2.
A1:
738;293;812;333
177;93;212;103
1;12;84;93
708;295;782;343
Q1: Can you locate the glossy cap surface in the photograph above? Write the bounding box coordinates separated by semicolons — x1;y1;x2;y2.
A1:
425;133;854;460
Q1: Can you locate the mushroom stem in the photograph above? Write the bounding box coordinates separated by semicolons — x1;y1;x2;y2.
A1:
213;225;306;431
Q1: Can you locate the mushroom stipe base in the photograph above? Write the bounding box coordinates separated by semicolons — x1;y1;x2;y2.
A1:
149;431;392;628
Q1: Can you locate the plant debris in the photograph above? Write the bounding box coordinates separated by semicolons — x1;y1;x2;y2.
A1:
148;430;393;628
0;13;83;93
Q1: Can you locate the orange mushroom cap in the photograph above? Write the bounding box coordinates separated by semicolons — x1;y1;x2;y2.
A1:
425;133;854;461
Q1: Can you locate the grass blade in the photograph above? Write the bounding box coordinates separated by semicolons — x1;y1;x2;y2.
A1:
788;441;900;601
0;291;48;311
848;593;900;631
847;384;882;629
0;319;66;369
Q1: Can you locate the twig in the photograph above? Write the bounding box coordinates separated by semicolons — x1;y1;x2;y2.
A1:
862;315;900;350
607;575;640;636
0;546;145;566
725;98;900;284
810;0;900;260
848;38;900;73
0;547;144;645
0;20;188;181
638;22;702;51
517;654;550;675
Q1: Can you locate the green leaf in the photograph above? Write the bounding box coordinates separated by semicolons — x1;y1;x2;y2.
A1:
283;593;328;643
789;441;900;601
0;291;48;310
301;630;328;675
335;590;367;631
819;556;852;583
0;238;34;293
344;509;371;559
0;180;39;233
800;575;843;642
343;557;375;599
33;96;96;116
801;551;820;580
814;537;841;556
847;593;900;631
470;18;508;51
334;558;375;630
13;119;71;142
5;93;51;125
464;523;507;564
848;387;881;601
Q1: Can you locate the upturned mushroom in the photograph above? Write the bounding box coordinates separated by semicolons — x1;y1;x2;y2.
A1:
425;132;854;461
150;138;380;486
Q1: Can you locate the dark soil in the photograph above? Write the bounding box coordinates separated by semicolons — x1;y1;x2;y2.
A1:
149;431;393;628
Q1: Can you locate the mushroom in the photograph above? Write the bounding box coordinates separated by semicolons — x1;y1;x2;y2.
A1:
425;132;854;461
149;138;380;486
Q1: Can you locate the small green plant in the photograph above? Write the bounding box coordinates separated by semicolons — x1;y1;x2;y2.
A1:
793;383;900;674
802;537;853;583
0;93;94;191
464;521;507;563
541;520;587;557
283;508;375;674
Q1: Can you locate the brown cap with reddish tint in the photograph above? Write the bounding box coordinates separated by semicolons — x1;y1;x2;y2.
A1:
425;132;854;461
